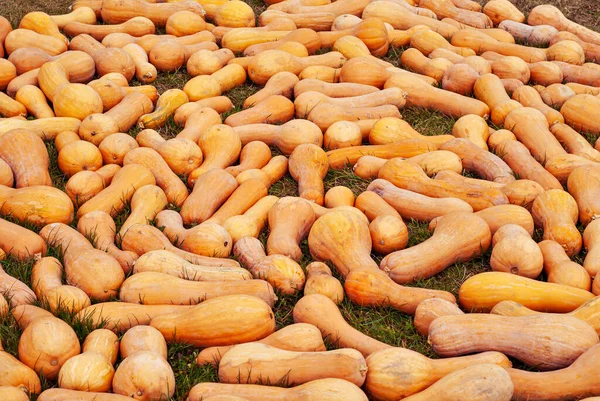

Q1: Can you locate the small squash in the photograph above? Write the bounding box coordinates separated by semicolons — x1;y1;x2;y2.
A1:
491;224;543;278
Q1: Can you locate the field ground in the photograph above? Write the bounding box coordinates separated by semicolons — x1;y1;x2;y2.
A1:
0;0;598;400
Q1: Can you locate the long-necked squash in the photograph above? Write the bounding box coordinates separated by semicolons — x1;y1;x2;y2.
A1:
538;239;591;290
0;185;74;227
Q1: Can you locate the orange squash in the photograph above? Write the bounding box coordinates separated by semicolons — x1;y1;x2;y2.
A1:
65;164;120;206
225;95;294;127
0;218;46;260
69;34;136;80
584;220;600;277
288;144;328;205
561;94;600;135
101;0;206;26
552;123;600;162
0;129;51;188
4;29;67;56
304;262;344;303
98;133;138;166
528;4;600;45
176;107;222;141
113;351;175;401
0;185;74;227
451;29;547;62
538;240;591;290
181;168;238;225
236;155;289;188
156;210;232;258
188;125;242;186
123;43;157;84
31;257;91;314
184;64;246;102
120;325;167;359
491;224;543;278
65;17;155;41
267;197;316;261
15;85;54;119
166;10;208;37
259;10;335;31
138;89;188;129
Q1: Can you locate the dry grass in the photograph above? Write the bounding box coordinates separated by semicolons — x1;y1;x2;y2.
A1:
1;0;599;400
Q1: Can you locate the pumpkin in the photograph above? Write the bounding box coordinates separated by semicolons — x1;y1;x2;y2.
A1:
156;211;230;258
188;379;368;401
234;237;305;294
133;250;251;282
459;271;594;312
58;330;117;392
77;164;155;218
0;185;74;227
538;240;591;290
118;185;166;238
491;224;543;278
429;312;598;370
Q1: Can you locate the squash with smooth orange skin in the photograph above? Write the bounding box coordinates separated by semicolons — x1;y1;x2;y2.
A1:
15;85;54;119
65;164;120;207
119;271;276;307
267;197;316;261
98;133;138;166
0;218;46;260
235;28;320;56
498;20;557;47
414;298;464;336
234;237;305;294
40;222;125;301
181;169;238;225
366;348;511;401
259;10;335;31
219;343;366;387
0;159;12;187
248;50;346;85
188;379;368;401
552;123;600;162
0;267;36;308
317;18;389;56
473;73;521;125
369;215;408;255
379;158;507;211
459;271;594;312
568;164;600;226
69;34;136;80
77;211;138;273
222;195;277;243
410;29;475;57
304;262;344;303
4;29;67;56
120;325;167;360
31;257;91;314
226;141;271;177
584;220;600;277
226;95;295;127
503;107;566;164
532;189;581;257
112;350;175;401
101;0;205;26
380;211;490;283
65;17;155;41
19;11;68;44
236;155;289;188
188;125;242;185
117;185;166;238
77;164;155;219
57;139;103;178
538;240;591;290
0;16;12;58
197;323;325;368
0;387;28;401
449;114;489;150
528;4;600;45
294;78;378;99
429;312;598;370
202;178;268;226
306;103;400;132
355;191;402;222
87;75;157;112
491;224;542;278
401;48;454;82
80;92;154;146
512;84;564;126
184;64;246;102
544;153;596;185
123;43;157;84
133;250;252;282
550;31;600;63
339;57;436;89
324;186;354;209
293;293;391;357
362;1;458;39
560;94;600;135
138;89;188;129
187;49;234;77
451;29;547;62
539;83;575;109
368;117;453;147
0;91;27;118
366;179;472;222
0;59;16;91
18;315;80;380
123;147;188;207
150;294;275;347
58;329;118;392
483;0;525;25
492;56;530;83
384;72;489;119
419;0;492;28
51;6;97;29
177;107;222;141
289;144;328;205
0;185;74;227
156;210;232;258
298;65;341;82
244;72;298;109
166;10;208;37
75;302;194;333
121;224;239;268
0;129;51;188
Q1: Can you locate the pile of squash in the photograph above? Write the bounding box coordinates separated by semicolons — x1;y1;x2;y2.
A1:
2;0;600;399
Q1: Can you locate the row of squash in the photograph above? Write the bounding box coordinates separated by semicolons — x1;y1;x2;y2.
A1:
1;0;600;400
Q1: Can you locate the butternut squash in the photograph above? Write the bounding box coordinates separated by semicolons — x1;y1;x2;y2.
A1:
354;191;402;221
4;29;67;56
150;294;275;346
180;169;237;225
303;262;344;303
451;29;547;62
176;106;222;141
584;220;600;277
113;350;175;401
491;224;543;278
156;210;232;258
138;89;188;129
133;250;251;282
225;95;294;127
65;164;120;206
561;94;600;135
166;10;208;37
51;7;97;29
459;271;595;312
120;325;166;359
77;164;155;218
234;236;305;294
288;144;328;205
450;114;489;150
223;196;279;243
65;17;155;41
197;323;325;367
101;0;206;26
414;298;464;336
264;197;314;261
15;85;54;119
0;129;51;188
0;185;74;227
552;122;600;162
98;133;138;166
69;34;135;80
123;43;157;84
528;4;600;46
0;218;46;260
512;84;564;126
188;378;368;401
538;239;591;290
117;185;166;238
235;155;289;187
442;138;514;183
532;189;581;256
324;186;355;208
380;211;490;283
184;64;246;102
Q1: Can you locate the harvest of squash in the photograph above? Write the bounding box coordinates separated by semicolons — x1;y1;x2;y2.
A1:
1;0;600;400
